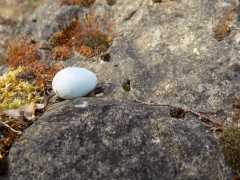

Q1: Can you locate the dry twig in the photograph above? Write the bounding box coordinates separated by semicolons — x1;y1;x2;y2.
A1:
0;119;22;135
132;93;221;126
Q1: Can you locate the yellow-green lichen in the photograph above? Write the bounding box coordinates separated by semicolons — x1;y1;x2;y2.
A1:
0;66;43;110
0;66;43;175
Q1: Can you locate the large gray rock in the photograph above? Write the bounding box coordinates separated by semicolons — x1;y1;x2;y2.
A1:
7;98;232;179
6;0;240;179
14;0;240;120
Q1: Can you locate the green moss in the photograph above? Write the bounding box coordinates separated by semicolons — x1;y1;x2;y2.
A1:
75;30;109;50
0;66;44;175
0;66;43;110
219;127;240;174
122;80;131;92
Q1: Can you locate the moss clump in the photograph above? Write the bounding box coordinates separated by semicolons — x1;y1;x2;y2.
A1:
170;108;187;118
0;119;26;176
212;2;239;41
0;66;43;175
0;66;43;110
122;79;131;92
219;127;240;174
106;0;116;6
60;0;96;6
74;30;109;50
50;9;115;58
2;36;62;88
0;35;62;176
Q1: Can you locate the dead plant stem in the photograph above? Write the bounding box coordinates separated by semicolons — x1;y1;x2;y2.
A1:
0;119;22;135
132;92;221;126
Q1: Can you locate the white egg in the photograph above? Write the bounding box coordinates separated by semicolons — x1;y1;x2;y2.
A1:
52;67;97;99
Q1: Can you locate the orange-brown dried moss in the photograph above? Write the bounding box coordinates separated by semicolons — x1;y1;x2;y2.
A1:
77;45;95;57
3;36;39;67
106;0;116;6
51;45;71;60
60;0;95;6
50;31;70;47
212;2;239;41
1;36;62;88
50;9;115;58
94;44;107;55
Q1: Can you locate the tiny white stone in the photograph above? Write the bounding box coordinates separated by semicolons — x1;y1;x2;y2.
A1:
152;138;160;144
52;67;97;99
75;101;89;108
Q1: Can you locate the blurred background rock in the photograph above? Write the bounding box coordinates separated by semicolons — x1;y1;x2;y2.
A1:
0;0;45;47
0;0;45;72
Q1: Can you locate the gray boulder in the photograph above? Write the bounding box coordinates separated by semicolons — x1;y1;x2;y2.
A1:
6;0;240;179
7;98;232;179
14;0;240;117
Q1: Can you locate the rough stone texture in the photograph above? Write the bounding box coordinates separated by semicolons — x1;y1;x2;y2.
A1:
6;0;240;179
7;98;231;179
14;0;240;120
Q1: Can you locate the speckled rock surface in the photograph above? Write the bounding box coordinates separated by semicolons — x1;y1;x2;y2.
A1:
14;0;240;120
6;0;240;179
13;0;240;108
7;98;232;180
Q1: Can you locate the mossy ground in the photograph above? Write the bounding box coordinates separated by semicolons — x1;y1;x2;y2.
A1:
0;118;26;175
0;35;62;176
0;66;44;175
0;66;43;110
219;127;240;175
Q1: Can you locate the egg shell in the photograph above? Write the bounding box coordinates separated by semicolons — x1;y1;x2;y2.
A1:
52;67;97;99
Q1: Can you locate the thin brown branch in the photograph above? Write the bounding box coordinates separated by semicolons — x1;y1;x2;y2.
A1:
0;119;22;135
132;92;221;126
